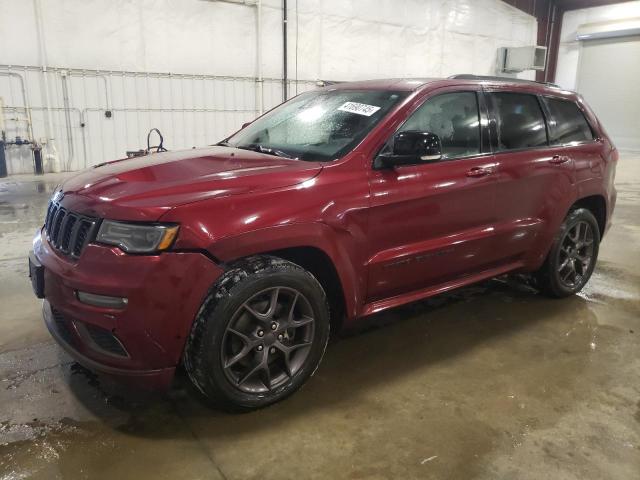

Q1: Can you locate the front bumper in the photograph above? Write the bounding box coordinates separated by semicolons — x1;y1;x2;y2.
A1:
43;300;176;389
33;228;224;390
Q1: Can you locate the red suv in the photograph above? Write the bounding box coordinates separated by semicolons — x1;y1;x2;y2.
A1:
29;76;617;411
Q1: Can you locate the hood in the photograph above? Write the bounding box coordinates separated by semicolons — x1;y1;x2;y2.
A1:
59;146;323;221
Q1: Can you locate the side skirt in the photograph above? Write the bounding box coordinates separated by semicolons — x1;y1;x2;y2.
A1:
360;261;524;317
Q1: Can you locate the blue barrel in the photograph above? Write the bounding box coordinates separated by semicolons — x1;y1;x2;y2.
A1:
0;140;7;178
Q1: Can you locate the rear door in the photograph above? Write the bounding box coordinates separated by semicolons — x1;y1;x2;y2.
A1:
539;95;603;192
487;89;575;263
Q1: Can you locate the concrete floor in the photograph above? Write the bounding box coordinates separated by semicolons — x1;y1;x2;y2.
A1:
1;153;639;480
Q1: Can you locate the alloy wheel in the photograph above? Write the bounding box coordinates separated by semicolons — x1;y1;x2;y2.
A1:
221;287;315;393
557;220;595;289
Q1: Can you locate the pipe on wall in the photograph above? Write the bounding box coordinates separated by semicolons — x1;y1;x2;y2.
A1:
60;72;75;171
69;71;112;112
7;105;87;170
0;69;40;175
208;0;265;114
282;0;289;102
33;0;60;172
1;63;321;172
72;72;109;169
544;5;559;82
0;96;5;134
282;0;288;102
0;95;5;177
257;0;264;114
0;71;34;143
0;64;302;85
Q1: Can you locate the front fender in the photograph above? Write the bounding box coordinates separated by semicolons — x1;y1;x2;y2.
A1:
208;222;363;320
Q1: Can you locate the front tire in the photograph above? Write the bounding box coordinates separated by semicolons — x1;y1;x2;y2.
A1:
535;208;600;298
184;256;330;412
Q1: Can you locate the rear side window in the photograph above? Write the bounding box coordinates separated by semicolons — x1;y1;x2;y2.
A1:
542;97;593;144
398;91;481;159
488;92;547;151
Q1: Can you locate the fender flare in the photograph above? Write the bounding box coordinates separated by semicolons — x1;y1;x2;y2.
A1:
207;222;363;319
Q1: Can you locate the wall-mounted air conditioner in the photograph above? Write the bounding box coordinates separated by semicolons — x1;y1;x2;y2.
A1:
497;46;547;73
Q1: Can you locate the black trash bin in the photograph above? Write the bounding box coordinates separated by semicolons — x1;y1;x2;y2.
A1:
33;145;44;175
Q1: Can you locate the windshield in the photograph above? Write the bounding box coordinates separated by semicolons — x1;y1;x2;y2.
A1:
223;89;408;161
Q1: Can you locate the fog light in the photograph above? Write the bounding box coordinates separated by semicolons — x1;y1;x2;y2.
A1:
76;291;128;309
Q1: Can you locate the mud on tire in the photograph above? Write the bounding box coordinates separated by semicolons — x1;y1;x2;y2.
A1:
183;255;330;412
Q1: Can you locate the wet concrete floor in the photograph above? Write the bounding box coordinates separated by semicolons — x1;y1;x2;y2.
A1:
1;154;639;479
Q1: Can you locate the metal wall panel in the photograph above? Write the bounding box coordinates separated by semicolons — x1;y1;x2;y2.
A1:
0;0;537;174
0;65;317;174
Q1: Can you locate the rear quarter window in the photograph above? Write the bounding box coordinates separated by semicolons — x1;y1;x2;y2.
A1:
542;97;594;145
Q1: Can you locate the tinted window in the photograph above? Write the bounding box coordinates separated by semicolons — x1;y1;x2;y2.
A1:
398;91;481;158
488;93;547;150
543;97;593;144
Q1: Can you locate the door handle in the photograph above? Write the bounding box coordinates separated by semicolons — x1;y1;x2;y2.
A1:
549;155;570;165
466;167;491;177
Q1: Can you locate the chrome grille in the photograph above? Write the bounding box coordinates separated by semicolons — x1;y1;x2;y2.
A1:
44;201;99;258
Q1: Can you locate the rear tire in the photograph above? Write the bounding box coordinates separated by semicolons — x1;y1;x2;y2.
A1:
184;256;330;412
535;208;600;298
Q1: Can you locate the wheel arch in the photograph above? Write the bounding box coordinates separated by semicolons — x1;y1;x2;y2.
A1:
571;194;606;237
260;246;347;333
208;223;362;332
524;193;607;272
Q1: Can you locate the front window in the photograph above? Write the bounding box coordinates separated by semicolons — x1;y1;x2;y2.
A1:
395;91;481;159
224;89;408;161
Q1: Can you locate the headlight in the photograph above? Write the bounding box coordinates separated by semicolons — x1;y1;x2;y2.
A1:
96;221;179;253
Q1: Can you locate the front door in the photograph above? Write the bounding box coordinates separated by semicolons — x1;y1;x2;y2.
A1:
367;88;499;302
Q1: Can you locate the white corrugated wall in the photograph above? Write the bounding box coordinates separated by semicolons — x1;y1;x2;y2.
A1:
0;0;537;174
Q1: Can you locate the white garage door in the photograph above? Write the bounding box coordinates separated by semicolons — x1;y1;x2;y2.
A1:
576;35;640;151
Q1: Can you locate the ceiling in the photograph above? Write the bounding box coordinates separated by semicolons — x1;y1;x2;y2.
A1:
503;0;636;17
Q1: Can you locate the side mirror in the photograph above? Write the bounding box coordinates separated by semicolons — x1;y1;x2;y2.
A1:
241;121;252;129
377;131;442;168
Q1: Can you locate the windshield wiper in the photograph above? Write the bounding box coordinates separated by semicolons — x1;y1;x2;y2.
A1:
236;143;295;159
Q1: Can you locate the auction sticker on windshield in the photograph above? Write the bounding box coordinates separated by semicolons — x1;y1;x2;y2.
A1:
338;102;381;116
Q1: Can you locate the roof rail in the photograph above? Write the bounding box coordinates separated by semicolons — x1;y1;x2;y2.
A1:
448;74;560;88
